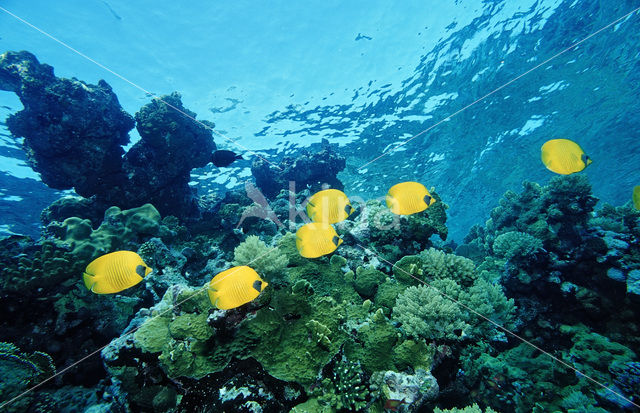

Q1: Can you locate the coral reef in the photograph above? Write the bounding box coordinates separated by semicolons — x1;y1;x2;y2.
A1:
4;52;640;413
492;230;543;262
434;404;498;413
312;357;371;411
251;143;346;199
341;194;448;263
372;369;439;412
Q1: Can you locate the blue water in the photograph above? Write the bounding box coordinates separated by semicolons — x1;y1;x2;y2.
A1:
2;0;639;241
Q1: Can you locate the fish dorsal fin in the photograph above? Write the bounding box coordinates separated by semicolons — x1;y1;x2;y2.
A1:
136;265;146;277
252;280;262;292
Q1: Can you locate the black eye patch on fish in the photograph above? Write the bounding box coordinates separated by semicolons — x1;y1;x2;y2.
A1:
252;280;263;292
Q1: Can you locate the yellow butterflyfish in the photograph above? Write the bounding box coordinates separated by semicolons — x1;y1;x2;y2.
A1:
633;186;640;210
207;266;268;310
83;251;151;294
295;222;343;258
385;182;435;215
541;139;592;175
306;189;354;224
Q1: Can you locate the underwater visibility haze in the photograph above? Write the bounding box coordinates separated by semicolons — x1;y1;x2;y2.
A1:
0;0;640;412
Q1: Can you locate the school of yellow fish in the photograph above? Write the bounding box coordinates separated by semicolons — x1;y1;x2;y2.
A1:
82;137;638;311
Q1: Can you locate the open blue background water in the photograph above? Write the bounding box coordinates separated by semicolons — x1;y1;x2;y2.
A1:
1;0;639;241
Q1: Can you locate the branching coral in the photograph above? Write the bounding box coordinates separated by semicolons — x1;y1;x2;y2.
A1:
232;235;289;279
460;279;516;336
392;283;470;341
393;248;477;287
314;357;370;411
492;231;543;262
434;403;498;413
392;274;514;342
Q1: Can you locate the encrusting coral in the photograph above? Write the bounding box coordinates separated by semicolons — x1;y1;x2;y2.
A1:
46;203;173;261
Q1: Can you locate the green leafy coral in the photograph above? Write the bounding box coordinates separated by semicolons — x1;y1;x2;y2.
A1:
131;285;242;379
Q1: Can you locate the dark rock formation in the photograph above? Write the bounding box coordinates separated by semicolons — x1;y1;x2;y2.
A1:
122;93;216;217
1;50;134;198
0;51;217;219
251;142;346;199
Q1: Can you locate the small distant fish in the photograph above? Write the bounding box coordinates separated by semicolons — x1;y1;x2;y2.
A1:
385;182;435;215
633;186;640;210
355;33;372;41
541;138;592;175
306;189;354;224
83;251;151;294
207;266;268;310
296;223;342;258
101;1;122;20
211;150;243;167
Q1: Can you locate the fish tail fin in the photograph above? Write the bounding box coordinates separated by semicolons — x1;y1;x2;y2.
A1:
236;154;243;160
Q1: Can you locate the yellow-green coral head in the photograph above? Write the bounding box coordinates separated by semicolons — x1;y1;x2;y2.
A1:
207;266;268;310
295;222;342;258
541;138;591;175
385;181;435;215
83;251;151;294
633;186;640;210
306;189;353;224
